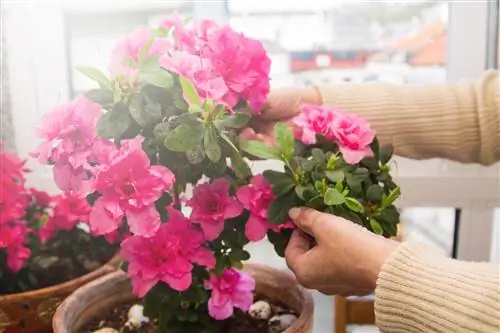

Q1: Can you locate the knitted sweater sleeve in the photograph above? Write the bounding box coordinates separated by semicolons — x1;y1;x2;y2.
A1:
317;70;499;165
374;242;500;333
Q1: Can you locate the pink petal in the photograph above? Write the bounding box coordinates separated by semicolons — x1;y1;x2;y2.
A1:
161;272;193;292
339;146;370;165
190;247;216;269
236;186;253;209
199;220;225;241
126;207;161;237
224;199;243;219
245;215;268;242
89;197;123;236
208;297;233;320
130;275;159;297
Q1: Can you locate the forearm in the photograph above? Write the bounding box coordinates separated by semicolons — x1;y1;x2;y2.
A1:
316;70;499;165
374;242;500;333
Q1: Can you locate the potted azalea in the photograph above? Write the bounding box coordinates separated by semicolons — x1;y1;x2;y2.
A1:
0;149;119;333
50;16;400;333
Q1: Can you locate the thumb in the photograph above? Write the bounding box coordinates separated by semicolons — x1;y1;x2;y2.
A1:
288;207;332;240
260;87;322;120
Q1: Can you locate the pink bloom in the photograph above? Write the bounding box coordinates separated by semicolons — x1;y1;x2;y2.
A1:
329;112;375;164
109;27;171;78
236;175;295;241
39;194;91;242
160;16;217;53
32;97;102;168
121;207;215;297
90;137;175;237
293;105;337;145
0;222;31;272
187;179;243;241
200;26;271;110
53;157;95;196
206;268;255;320
28;188;52;207
159;51;228;103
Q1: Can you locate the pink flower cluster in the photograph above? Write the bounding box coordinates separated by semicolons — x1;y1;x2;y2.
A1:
293;105;376;164
121;207;215;297
0;150;93;272
32;97;107;195
110;16;271;111
237;175;295;241
206;268;255;320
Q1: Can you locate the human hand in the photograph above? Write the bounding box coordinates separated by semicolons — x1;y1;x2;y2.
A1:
239;87;322;144
284;207;399;296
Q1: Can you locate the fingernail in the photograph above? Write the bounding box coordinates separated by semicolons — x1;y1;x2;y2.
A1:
289;208;300;220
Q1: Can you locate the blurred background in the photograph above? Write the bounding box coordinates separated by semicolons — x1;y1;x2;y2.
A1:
1;1;499;332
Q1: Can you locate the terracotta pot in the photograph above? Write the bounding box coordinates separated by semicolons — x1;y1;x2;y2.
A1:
0;255;120;333
53;263;315;333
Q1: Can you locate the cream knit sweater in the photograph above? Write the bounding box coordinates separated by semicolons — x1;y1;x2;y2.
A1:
318;71;500;332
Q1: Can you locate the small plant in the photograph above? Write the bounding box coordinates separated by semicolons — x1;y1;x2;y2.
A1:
36;16;401;333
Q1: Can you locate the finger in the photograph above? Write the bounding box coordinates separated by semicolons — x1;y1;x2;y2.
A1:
288;207;331;240
260;87;322;121
285;229;313;271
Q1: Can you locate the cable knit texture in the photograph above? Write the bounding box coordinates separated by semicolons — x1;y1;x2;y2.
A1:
318;70;499;166
375;242;500;333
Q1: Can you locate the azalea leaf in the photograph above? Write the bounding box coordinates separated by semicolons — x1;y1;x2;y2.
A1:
203;126;221;163
214;113;251;129
267;191;296;225
370;218;383;235
179;75;201;106
75;66;110;88
85;89;113;106
165;123;205;152
97;102;131;139
344;197;364;213
239;140;281;160
274;122;294;160
140;68;173;88
325;170;344;183
324;187;345;206
380;144;394;165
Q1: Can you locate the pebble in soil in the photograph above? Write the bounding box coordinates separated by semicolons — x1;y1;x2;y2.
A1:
83;296;297;333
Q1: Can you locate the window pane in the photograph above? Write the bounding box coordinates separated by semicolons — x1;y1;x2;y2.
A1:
228;0;448;88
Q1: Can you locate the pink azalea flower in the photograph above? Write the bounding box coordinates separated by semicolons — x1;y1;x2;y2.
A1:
200;26;271;111
159;51;228;103
329;112;375;164
39;194;91;242
32;97;102;168
293;104;338;145
236;175;295;241
206;268;255;320
121;207;215;297
90;137;175;237
160;16;217;53
0;222;31;272
109;27;171;78
187;179;243;241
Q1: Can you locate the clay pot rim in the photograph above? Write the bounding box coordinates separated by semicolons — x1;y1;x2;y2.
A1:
54;263;315;333
0;253;121;301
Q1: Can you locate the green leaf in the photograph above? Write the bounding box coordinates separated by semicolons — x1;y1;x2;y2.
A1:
385;186;401;206
345;197;364;213
312;148;325;163
129;95;162;127
267;229;293;258
179;75;201;106
274;123;295;159
97;102;131;139
370;218;383;235
188;105;204;114
295;185;317;201
263;170;296;196
229;249;250;261
305;195;324;210
214;113;251;129
324;188;345;205
139;68;173;88
239;140;281;160
370;137;380;159
203;126;221;163
85;89;113;105
361;156;379;170
325;170;344;183
268;192;296;225
380;144;394;165
165;123;205;152
367;185;384;203
75;66;110;88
